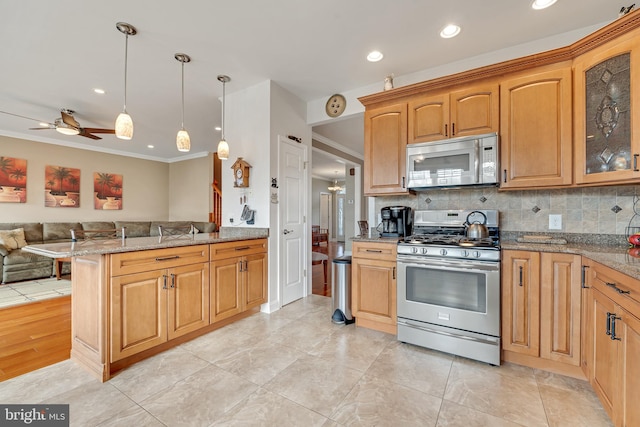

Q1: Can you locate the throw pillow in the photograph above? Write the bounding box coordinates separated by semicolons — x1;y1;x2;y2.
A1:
0;228;28;251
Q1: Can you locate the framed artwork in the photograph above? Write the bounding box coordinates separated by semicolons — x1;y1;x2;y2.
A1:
45;164;80;208
0;156;27;203
93;172;123;210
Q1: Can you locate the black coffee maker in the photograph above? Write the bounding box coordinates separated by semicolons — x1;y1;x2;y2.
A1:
380;206;412;237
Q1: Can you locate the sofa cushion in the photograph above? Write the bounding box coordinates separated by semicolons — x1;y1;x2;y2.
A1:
193;222;217;233
115;221;151;238
82;222;116;232
43;222;82;242
0;228;28;251
2;248;53;265
0;223;43;243
150;221;193;237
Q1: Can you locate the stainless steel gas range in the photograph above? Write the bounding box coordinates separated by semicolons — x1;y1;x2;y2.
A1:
396;209;501;365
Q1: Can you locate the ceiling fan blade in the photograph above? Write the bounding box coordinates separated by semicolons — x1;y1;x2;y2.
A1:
0;110;50;124
82;128;115;134
28;127;54;130
61;110;80;128
78;129;102;140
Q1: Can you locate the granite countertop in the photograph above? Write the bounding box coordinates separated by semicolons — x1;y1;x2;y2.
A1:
23;227;269;258
501;240;640;280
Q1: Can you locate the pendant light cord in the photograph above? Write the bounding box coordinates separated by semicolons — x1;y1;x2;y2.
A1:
221;79;226;140
181;60;185;129
123;33;129;113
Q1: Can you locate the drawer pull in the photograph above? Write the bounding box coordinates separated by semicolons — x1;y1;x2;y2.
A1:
155;256;180;262
604;280;631;295
365;249;383;253
235;246;251;251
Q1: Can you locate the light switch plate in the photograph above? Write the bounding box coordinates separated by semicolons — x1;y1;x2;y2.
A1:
549;214;562;230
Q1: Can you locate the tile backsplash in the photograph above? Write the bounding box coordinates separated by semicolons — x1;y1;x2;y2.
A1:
374;185;640;235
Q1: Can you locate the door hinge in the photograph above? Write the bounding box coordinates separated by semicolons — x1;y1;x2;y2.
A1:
304;161;308;169
303;269;307;278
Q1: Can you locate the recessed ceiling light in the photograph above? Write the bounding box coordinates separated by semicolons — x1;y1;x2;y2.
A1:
531;0;557;10
39;122;49;127
147;144;154;149
215;126;221;131
367;50;384;62
440;24;461;39
93;88;105;94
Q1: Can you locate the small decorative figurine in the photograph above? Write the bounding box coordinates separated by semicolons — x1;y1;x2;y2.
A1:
384;74;394;91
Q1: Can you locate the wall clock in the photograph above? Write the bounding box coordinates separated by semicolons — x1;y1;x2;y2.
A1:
325;94;346;118
231;157;251;188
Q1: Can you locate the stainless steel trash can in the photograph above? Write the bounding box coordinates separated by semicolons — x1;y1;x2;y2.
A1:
331;255;354;324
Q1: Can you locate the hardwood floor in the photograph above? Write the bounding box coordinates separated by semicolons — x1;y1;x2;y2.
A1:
311;241;344;297
0;296;71;382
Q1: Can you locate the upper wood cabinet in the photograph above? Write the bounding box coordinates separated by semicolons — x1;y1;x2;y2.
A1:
574;29;640;185
364;102;409;195
408;83;499;144
500;65;573;189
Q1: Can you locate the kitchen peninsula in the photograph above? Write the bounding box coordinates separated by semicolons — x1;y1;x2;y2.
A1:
23;228;269;382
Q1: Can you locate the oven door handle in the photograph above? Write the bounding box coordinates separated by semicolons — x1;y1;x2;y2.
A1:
397;258;499;273
399;319;500;346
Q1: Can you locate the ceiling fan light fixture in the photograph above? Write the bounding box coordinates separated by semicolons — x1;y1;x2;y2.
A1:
115;22;136;140
440;24;461;39
55;123;80;136
216;75;231;160
175;53;192;152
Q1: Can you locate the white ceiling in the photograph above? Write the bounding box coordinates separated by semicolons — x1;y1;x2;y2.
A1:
0;0;622;179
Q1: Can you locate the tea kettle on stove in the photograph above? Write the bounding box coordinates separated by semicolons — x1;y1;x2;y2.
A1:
465;211;489;239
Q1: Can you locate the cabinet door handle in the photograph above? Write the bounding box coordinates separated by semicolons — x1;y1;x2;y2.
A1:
393;267;396;280
156;256;180;262
503;169;507;183
239;260;244;272
451;122;455;136
518;266;523;287
444;124;448;137
402;176;406;188
634;154;639;172
611;315;622;341
606;312;613;336
170;273;176;289
244;260;248;271
162;274;168;290
581;265;590;289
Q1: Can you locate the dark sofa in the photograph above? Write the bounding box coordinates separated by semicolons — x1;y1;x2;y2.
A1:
0;221;217;284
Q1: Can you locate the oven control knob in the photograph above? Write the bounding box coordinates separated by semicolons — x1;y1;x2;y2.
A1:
412;247;419;254
440;249;447;256
421;247;428;255
461;250;469;257
473;251;481;258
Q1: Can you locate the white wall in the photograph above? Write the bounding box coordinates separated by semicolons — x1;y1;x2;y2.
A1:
0;135;172;222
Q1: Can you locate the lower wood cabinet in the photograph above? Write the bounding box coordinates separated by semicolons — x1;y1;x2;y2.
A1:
583;258;640;426
210;239;267;323
501;250;582;374
110;262;209;362
351;241;397;334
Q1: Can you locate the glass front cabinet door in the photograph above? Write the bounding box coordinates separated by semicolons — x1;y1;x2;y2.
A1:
574;33;640;184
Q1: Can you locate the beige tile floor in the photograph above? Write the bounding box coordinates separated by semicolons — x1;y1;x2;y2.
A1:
0;294;612;427
0;277;71;308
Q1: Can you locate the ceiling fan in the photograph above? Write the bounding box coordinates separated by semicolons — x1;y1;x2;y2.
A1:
0;109;115;140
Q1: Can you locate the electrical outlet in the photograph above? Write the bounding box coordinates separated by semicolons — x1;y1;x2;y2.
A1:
549;214;562;230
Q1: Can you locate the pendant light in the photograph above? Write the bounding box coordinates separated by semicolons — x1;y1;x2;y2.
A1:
217;75;230;160
175;53;191;152
328;171;343;192
115;22;136;140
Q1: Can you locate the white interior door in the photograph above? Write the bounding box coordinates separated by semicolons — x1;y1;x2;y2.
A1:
280;137;307;305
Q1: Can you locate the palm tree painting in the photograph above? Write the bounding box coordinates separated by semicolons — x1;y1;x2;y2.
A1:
93;172;123;210
0;156;27;203
45;164;80;208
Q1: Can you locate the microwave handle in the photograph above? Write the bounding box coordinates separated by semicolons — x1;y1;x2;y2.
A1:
474;139;480;183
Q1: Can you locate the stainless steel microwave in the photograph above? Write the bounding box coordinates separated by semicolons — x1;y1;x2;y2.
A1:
406;133;499;189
